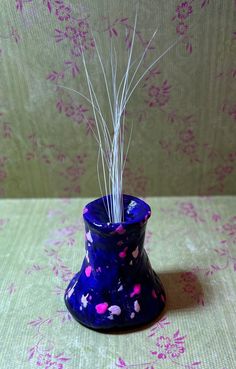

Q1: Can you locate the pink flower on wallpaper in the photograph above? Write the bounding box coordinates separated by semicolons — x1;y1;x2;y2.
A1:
78;19;89;38
179;271;204;305
56;152;66;162
176;2;193;20
11;27;21;43
228;151;236;162
176;22;189;36
70;35;91;57
179;202;205;223
86;117;96;135
182;143;196;155
228;104;236;121
0;170;7;181
64;104;75;117
55;4;71;22
212;213;221;222
215;165;233;181
0;156;7;167
2;123;13;138
152;330;186;360
148;81;171;108
183;283;195;294
7;283;16;295
222;222;236;237
74;105;88;124
37;353;52;366
123;166;148;195
66;166;84;179
64;25;79;41
16;0;24;12
167;344;185;358
179;128;194;142
180;271;197;283
144;66;161;82
45;363;63;369
156;335;171;351
34;351;69;369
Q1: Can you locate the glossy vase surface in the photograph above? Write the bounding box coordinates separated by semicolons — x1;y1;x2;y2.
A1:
64;194;165;330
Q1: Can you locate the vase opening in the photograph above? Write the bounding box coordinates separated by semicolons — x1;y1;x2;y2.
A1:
83;194;151;228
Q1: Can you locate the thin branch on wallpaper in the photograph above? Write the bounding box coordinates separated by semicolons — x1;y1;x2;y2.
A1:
57;7;181;223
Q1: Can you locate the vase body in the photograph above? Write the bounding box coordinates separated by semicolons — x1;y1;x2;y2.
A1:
64;194;165;330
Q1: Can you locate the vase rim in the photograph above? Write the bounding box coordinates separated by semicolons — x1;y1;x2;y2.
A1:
83;194;151;231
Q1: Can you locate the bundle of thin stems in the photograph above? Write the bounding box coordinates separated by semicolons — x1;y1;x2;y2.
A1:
59;11;179;224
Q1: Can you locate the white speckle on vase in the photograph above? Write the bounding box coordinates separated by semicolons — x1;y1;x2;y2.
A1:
108;305;121;316
130;312;135;319
86;250;89;262
129;260;133;266
132;246;139;259
127;200;137;214
134;300;140;313
118;285;123;292
81;293;89;308
67;280;78;298
86;230;93;243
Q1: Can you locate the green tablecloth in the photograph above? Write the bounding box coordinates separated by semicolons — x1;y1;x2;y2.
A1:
0;197;235;368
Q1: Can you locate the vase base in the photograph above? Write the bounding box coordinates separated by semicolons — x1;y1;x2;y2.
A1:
65;298;166;332
64;271;166;331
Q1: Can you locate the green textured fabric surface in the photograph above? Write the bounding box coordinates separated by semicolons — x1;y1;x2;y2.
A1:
0;197;235;368
0;0;236;197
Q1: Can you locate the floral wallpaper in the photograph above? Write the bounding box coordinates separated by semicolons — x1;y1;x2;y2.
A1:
0;0;235;197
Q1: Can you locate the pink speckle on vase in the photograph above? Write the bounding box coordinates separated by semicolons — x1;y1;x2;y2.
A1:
161;294;166;303
83;207;88;214
115;224;126;235
85;265;92;277
119;247;128;258
152;289;158;299
95;302;108;314
130;284;141;298
145;211;151;221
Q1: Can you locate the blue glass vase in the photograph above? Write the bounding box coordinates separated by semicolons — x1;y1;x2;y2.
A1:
64;194;165;330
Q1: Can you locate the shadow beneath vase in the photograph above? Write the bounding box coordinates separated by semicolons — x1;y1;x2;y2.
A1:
159;269;205;311
90;269;207;335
